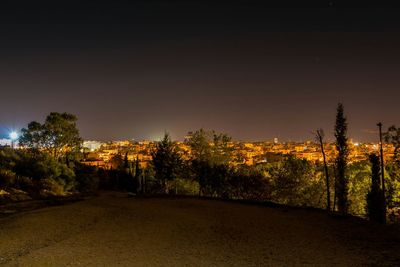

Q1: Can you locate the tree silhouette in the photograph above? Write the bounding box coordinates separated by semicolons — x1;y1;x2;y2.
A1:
334;103;349;215
151;133;182;193
123;152;129;169
187;129;233;195
134;156;141;194
19;112;82;160
385;125;400;161
367;154;386;223
316;129;331;211
186;129;212;162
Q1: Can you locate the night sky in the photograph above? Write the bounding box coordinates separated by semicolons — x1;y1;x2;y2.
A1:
1;1;400;142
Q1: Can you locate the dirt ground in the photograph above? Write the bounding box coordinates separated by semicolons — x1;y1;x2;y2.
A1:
0;192;399;266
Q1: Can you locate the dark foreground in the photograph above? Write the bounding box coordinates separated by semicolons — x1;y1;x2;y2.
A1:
0;192;399;266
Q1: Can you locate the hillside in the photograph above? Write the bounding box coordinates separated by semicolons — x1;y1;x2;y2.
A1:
1;192;399;266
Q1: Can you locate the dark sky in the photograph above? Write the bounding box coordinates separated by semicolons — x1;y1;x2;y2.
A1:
1;1;400;142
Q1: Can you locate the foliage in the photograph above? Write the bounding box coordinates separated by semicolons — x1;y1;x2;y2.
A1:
173;178;199;195
191;159;212;196
385;125;400;161
151;133;183;193
366;154;386;223
211;132;233;165
0;148;76;196
186;129;212;161
268;156;324;207
334;103;349;215
19;112;82;159
229;166;271;201
202;163;231;198
347;161;371;215
110;154;124;170
187;129;233;195
74;163;100;193
187;128;233;165
1;111;397;223
141;167;157;193
385;162;400;208
384;125;400;209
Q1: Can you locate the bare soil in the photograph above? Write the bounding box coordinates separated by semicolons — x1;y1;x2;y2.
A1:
0;192;399;266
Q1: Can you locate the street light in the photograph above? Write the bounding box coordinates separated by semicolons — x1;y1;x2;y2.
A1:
10;131;18;140
9;131;18;149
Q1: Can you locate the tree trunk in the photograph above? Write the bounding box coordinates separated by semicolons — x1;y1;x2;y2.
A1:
317;130;331;212
333;167;337;212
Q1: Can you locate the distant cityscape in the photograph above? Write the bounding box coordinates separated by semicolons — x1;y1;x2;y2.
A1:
78;134;395;169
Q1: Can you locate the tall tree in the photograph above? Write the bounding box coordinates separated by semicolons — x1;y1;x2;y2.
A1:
134;156;141;194
316;129;331;211
151;133;182;193
367;154;386;223
334;103;349;215
123;152;129;170
20;112;82;160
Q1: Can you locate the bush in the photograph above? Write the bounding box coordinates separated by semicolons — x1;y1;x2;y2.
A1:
74;164;100;193
39;178;67;197
0;148;77;196
347;161;371;216
173;178;199;195
0;169;17;188
268;156;324;207
229;167;271;201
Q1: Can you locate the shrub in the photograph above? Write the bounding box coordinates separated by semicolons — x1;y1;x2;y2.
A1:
229;167;271;201
74;164;100;193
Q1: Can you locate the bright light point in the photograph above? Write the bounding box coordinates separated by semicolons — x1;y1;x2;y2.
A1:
9;131;18;140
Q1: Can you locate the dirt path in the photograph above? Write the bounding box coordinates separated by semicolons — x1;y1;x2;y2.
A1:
0;192;399;266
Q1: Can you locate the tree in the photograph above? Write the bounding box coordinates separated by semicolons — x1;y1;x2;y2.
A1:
206;163;231;198
151;133;183;193
347;161;372;215
110;154;124;170
187;129;233;195
212;132;233;165
186;129;212;161
229;166;271;201
384;161;400;210
134;156;141;194
334;103;349;215
186;128;233;165
11;150;76;195
316;128;331;211
366;154;386;223
20;112;82;160
383;125;400;213
19;121;44;150
385;125;400;161
269;156;323;207
123;152;130;170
